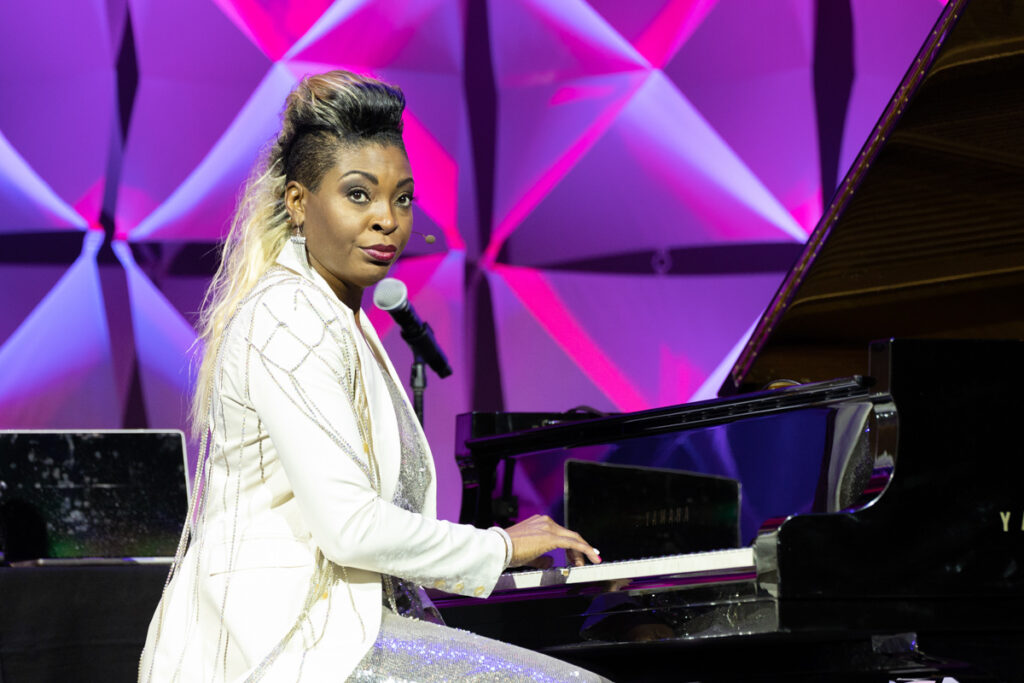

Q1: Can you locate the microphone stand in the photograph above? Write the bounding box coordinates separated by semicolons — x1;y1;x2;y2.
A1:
410;350;427;426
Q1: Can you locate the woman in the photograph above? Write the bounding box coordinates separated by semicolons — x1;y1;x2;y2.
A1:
139;71;608;682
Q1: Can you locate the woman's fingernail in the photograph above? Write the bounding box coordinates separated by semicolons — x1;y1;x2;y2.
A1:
593;548;600;555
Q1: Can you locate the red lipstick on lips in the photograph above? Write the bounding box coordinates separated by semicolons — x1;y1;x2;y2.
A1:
362;244;397;263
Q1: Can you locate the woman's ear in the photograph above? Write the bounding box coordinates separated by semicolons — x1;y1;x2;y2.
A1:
285;180;306;228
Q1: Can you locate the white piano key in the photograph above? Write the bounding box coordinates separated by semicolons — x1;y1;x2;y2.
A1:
494;547;755;592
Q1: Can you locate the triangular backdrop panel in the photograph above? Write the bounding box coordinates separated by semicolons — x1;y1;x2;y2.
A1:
0;0;115;229
489;0;647;88
290;0;463;73
0;238;121;428
488;267;612;411
119;0;273;235
0;264;73;346
587;0;720;69
212;0;338;61
501;72;805;269
490;264;786;412
487;70;649;263
663;0;820;232
0;131;89;233
128;65;297;241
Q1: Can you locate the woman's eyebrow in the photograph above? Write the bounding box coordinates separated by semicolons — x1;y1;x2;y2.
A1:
340;171;414;188
341;170;378;184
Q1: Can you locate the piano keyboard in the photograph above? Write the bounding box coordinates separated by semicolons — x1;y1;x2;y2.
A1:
494;547;754;592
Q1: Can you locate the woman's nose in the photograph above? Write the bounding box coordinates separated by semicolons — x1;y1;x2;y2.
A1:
372;203;398;233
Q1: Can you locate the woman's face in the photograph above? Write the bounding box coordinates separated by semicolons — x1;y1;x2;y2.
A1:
287;142;414;306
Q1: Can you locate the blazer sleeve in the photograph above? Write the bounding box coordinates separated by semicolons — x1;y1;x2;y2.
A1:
235;280;507;598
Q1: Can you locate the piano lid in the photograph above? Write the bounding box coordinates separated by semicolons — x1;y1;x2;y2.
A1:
724;0;1024;395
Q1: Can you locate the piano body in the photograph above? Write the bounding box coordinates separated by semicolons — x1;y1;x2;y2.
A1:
436;1;1024;680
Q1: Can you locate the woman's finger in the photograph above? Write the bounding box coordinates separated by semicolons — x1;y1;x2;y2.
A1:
552;529;601;565
555;535;601;565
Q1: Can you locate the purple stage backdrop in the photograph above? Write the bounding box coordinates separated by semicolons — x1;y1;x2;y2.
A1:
0;0;945;522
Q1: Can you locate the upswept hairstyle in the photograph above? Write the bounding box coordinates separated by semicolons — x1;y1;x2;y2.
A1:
191;70;406;434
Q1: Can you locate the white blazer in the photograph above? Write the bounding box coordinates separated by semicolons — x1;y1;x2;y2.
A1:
139;238;507;682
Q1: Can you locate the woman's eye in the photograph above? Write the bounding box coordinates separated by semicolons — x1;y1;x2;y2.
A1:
396;193;415;208
348;189;369;203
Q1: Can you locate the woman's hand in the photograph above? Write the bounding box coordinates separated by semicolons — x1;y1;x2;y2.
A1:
504;514;601;568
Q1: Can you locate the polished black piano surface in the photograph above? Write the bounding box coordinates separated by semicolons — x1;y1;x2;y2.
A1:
441;1;1024;680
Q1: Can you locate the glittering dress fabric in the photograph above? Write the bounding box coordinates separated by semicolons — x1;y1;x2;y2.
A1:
350;370;610;682
349;608;610;682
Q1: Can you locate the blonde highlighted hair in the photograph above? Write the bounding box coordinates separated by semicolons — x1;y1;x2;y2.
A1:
190;70;406;434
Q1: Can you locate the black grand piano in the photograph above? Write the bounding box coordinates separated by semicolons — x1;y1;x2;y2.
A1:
436;1;1024;680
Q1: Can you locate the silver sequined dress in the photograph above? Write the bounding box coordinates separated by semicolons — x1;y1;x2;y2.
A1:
349;368;610;682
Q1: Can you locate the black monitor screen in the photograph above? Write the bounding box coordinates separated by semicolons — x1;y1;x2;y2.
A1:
0;431;188;561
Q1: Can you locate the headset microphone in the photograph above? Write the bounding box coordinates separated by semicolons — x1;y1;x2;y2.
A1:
413;231;436;244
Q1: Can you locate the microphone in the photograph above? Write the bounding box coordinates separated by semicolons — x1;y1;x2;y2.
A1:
373;278;451;378
413;230;436;244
